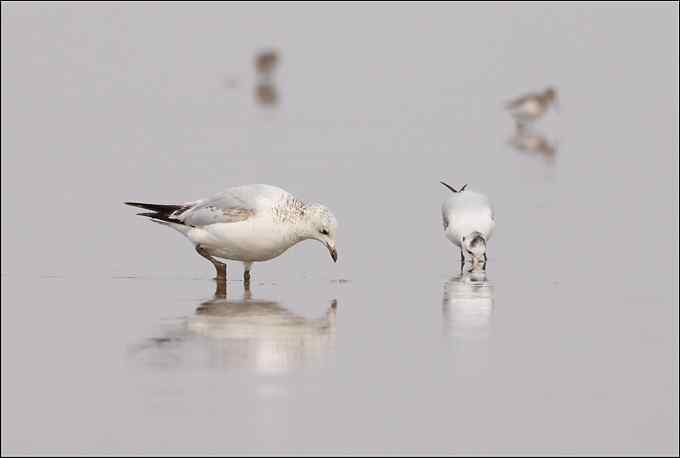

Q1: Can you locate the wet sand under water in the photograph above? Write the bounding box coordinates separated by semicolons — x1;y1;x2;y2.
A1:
2;264;677;454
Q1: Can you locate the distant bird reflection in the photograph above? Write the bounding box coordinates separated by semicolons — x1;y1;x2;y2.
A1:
442;269;494;341
508;127;557;164
255;82;278;106
133;287;337;373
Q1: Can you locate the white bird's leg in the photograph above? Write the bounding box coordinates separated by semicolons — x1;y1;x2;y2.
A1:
484;253;488;270
243;262;252;291
460;250;465;272
195;245;227;283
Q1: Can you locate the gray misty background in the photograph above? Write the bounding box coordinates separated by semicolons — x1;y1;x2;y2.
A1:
1;1;678;455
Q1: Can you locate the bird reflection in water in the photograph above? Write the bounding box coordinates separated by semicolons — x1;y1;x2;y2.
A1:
442;268;494;341
508;126;558;164
133;284;337;374
255;82;278;106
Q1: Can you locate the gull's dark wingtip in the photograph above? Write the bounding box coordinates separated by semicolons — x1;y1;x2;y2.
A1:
125;201;187;225
124;201;185;213
124;201;150;209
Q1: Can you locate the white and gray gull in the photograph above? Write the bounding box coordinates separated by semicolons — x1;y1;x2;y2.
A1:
440;182;495;270
125;184;338;288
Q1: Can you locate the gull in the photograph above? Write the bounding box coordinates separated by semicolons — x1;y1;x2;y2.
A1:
505;86;559;129
440;182;495;271
125;184;338;289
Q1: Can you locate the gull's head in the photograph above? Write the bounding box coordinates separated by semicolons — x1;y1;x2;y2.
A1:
301;203;338;262
462;232;487;260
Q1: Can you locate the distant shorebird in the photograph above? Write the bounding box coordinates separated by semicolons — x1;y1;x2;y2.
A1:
505;86;558;128
125;184;338;289
255;49;279;76
440;182;495;271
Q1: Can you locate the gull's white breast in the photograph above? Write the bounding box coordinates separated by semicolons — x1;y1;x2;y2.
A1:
187;217;295;262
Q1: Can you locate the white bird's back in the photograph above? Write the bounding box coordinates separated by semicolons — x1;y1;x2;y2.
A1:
442;190;495;247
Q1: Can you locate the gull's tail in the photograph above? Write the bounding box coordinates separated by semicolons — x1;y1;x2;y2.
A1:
440;182;467;193
124;201;187;225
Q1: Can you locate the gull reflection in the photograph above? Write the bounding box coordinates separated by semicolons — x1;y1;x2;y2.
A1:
442;269;494;341
508;127;557;164
133;288;337;374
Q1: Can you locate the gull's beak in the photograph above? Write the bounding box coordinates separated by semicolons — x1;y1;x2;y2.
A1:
327;244;338;263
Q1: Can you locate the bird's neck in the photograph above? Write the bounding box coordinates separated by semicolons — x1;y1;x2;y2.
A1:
271;197;317;244
272;196;308;225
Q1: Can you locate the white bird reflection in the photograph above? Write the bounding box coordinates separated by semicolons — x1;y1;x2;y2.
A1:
133;289;337;374
442;269;494;341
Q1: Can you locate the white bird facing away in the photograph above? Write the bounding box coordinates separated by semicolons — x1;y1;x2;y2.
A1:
505;86;558;129
125;184;338;288
440;182;495;270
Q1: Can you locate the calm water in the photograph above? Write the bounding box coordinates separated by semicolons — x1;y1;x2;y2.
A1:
2;2;678;454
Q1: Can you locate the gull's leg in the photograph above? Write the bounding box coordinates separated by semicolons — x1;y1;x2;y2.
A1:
214;278;227;299
460;250;465;272
243;262;252;291
195;245;227;282
483;253;488;270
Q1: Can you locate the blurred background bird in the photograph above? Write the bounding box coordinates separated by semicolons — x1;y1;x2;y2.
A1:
505;86;559;130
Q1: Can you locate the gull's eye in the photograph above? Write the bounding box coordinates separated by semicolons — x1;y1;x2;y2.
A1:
320;229;329;236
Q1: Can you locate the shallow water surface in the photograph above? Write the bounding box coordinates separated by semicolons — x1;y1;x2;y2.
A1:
2;2;678;454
